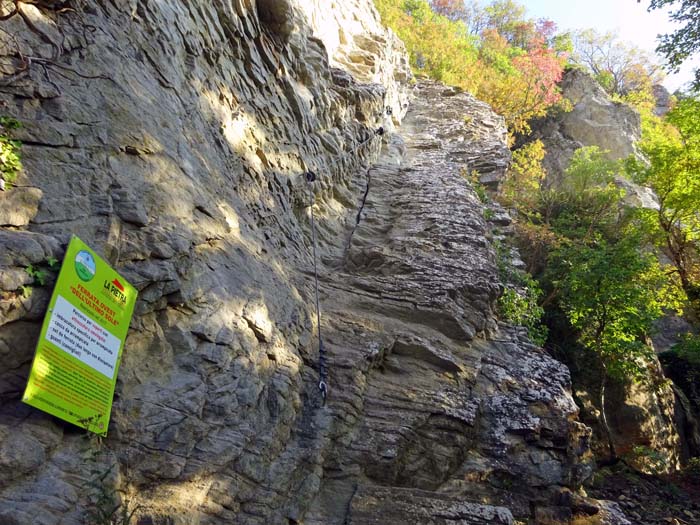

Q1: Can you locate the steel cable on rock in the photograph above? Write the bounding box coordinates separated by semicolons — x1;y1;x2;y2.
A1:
304;125;385;405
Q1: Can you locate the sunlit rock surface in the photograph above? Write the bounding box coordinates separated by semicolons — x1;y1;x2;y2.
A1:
528;69;658;208
529;68;642;181
304;80;594;524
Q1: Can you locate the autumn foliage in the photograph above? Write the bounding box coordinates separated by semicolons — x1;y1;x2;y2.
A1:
374;0;568;133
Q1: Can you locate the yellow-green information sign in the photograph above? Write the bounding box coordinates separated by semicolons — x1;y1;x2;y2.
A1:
23;236;137;435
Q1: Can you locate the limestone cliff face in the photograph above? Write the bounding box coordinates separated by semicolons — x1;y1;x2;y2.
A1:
528;68;658;209
529;68;641;176
0;2;613;524
297;0;410;126
0;1;408;522
305;81;598;524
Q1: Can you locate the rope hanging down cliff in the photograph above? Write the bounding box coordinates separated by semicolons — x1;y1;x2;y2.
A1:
305;169;328;404
304;126;385;405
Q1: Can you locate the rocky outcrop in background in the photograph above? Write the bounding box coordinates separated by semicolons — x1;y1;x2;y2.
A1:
528;68;641;179
0;1;625;524
527;68;658;209
525;68;685;474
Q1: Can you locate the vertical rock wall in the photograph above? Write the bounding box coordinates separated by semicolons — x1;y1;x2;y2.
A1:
297;0;410;126
303;80;596;525
0;2;611;524
0;1;409;523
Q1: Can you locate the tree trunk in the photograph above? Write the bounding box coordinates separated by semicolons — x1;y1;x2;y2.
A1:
682;281;700;324
599;367;617;461
662;216;700;321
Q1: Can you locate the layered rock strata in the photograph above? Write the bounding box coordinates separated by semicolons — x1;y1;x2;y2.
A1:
305;80;599;525
1;2;619;524
0;1;408;523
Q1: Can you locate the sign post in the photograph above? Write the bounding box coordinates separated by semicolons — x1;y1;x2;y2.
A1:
23;236;137;435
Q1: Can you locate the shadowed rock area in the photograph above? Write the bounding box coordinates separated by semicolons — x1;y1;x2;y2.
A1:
0;1;408;523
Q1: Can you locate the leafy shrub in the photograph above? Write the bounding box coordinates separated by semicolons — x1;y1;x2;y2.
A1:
670;334;700;366
685;457;700;483
495;241;548;345
501;139;546;209
498;285;547;345
0;116;22;188
627;445;671;475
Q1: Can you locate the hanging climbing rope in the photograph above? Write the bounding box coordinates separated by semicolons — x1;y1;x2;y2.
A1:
304;125;385;405
305;169;328;404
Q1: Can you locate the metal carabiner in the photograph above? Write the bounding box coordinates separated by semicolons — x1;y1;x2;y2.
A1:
318;380;328;405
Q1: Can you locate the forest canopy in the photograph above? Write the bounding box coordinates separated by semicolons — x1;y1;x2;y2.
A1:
374;0;570;133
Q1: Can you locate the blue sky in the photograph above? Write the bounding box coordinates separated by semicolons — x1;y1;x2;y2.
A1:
517;0;698;92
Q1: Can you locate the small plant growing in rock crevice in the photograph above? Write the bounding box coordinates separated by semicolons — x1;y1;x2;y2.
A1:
25;256;59;286
82;448;140;525
21;256;59;298
79;416;140;525
0;116;22;190
494;240;548;346
461;167;489;204
626;445;671;475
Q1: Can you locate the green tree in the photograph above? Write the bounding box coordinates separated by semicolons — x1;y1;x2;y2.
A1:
626;97;700;317
430;0;467;20
547;146;623;241
484;0;527;43
648;0;700;90
374;0;567;133
550;233;680;459
504;144;682;459
570;28;664;99
375;0;482;91
509;146;622;277
502;139;547;209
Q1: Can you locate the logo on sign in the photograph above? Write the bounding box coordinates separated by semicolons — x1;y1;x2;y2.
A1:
75;250;96;282
104;278;127;306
